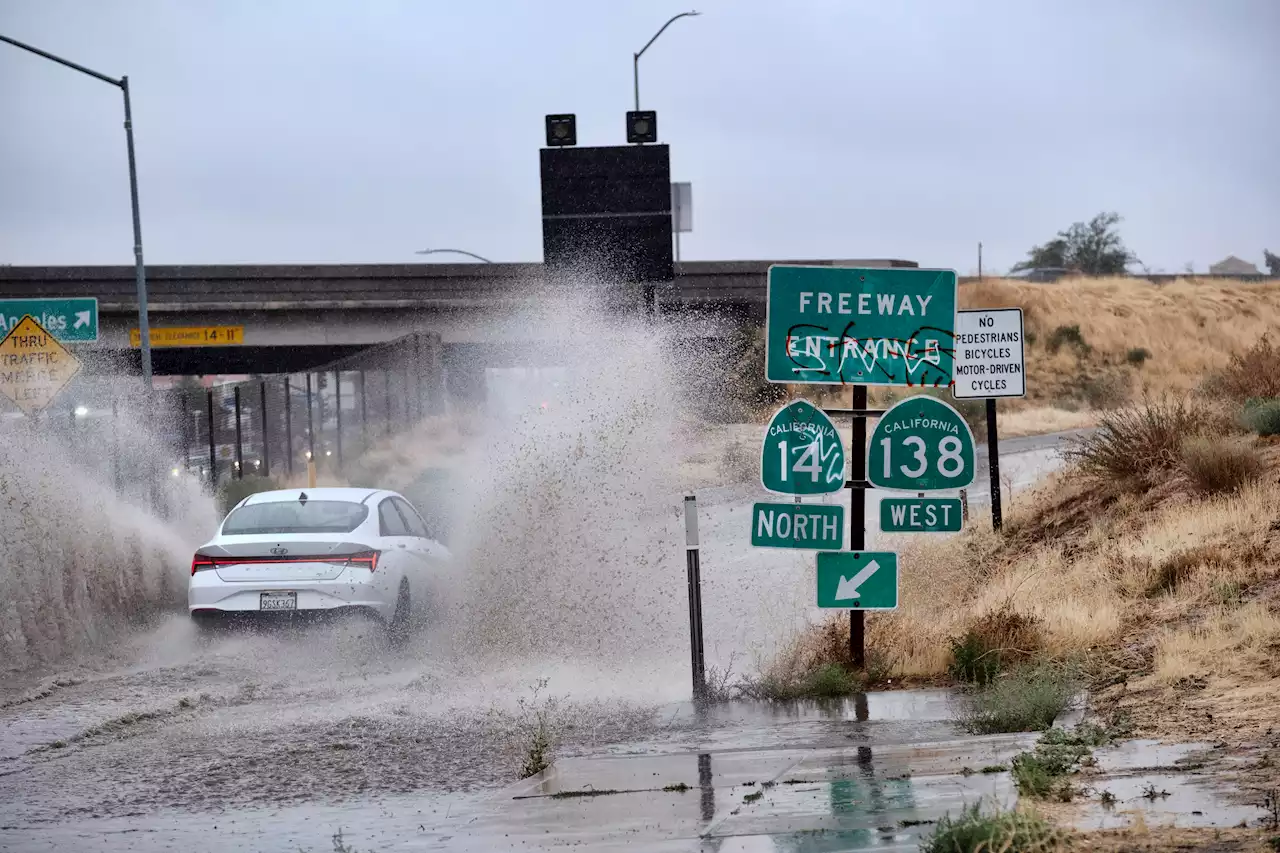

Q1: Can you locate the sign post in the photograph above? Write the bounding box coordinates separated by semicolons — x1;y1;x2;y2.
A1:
763;265;959;669
952;308;1026;532
0;315;83;416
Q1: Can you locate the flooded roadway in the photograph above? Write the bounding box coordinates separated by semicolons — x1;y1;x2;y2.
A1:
0;433;1094;851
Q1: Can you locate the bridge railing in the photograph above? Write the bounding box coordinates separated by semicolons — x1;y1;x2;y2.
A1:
172;331;444;487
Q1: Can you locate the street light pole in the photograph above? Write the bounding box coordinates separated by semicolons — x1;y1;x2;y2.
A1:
414;248;494;263
633;11;701;111
1;34;153;389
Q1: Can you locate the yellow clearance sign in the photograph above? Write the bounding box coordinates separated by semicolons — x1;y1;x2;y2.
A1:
0;315;83;416
130;326;245;348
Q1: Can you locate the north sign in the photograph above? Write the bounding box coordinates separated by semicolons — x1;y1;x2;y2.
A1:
868;395;976;492
0;298;98;343
764;265;957;387
751;502;844;550
760;399;846;496
815;551;898;610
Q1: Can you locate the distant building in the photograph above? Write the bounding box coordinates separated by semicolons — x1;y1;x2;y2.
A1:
1209;255;1261;275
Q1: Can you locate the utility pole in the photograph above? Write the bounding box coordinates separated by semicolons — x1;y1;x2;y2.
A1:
1;34;153;388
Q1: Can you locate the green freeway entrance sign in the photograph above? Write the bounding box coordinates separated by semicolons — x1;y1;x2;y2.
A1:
760;399;845;495
880;497;963;533
816;551;898;610
752;502;844;549
0;298;98;343
868;395;976;492
764;266;957;387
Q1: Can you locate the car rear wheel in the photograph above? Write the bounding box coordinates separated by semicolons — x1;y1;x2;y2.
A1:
388;578;412;646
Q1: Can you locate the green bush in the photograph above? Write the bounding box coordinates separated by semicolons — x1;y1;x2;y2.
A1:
1126;347;1152;366
948;631;1002;687
958;662;1080;735
920;802;1066;853
1046;324;1090;355
1009;724;1115;801
1241;399;1280;436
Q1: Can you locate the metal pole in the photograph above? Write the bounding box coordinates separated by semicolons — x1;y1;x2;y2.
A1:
284;376;294;476
305;373;315;461
233;385;243;480
683;495;707;703
632;12;699;113
849;385;867;669
384;370;392;437
206;389;216;485
987;398;1003;531
334;371;343;468
0;36;151;387
121;77;152;389
260;380;270;477
633;53;641;111
359;369;368;452
978;242;984;279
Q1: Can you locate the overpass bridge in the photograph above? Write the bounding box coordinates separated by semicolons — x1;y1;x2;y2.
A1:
0;259;916;375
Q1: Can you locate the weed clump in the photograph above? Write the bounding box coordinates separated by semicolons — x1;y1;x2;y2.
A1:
1064;398;1205;491
947;609;1043;686
1146;545;1226;597
1209;336;1280;403
1008;723;1115;802
958;661;1080;734
740;662;861;701
1178;437;1264;495
920;802;1067;853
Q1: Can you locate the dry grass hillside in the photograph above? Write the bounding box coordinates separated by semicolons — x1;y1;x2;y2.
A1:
801;275;1280;438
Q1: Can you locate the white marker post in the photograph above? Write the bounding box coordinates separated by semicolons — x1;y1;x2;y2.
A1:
683;495;707;703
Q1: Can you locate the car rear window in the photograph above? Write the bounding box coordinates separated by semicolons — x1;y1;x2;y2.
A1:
221;500;368;535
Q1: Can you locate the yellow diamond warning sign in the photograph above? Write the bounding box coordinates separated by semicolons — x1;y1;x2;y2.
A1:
0;315;83;416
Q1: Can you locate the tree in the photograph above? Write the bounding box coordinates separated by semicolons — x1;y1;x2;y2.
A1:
1012;211;1138;276
1265;249;1280;276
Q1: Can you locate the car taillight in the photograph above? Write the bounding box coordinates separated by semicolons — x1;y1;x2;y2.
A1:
346;551;380;571
191;555;216;576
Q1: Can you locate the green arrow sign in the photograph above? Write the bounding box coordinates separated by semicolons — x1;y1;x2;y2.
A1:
868;395;976;492
764;265;957;387
816;551;898;610
880;498;963;533
760;400;846;495
752;502;844;549
0;299;98;343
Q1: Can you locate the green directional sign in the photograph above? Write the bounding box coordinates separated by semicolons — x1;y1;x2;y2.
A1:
764;265;957;387
752;502;844;550
816;551;898;610
0;298;98;343
880;497;963;533
760;399;846;496
868;395;976;492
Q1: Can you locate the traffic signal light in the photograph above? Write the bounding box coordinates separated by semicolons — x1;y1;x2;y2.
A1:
626;110;658;144
545;114;577;147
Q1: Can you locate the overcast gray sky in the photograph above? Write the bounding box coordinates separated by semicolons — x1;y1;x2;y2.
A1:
1;0;1276;274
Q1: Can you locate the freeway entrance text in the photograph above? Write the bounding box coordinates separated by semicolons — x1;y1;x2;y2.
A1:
764;266;957;387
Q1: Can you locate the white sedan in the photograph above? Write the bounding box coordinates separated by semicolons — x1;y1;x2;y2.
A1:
189;487;450;637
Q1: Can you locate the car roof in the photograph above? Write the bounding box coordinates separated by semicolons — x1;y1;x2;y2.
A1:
239;487;394;507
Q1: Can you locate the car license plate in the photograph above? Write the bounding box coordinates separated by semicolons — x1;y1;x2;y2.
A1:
259;592;297;611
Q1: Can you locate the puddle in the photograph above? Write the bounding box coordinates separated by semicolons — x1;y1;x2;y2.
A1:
1071;739;1268;832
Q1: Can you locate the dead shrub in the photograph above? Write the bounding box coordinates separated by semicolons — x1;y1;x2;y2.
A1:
1207;336;1280;403
1063;398;1205;491
1146;545;1227;596
948;607;1044;685
1177;436;1265;496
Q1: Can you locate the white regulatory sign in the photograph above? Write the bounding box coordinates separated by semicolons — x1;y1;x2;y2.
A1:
952;308;1026;399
